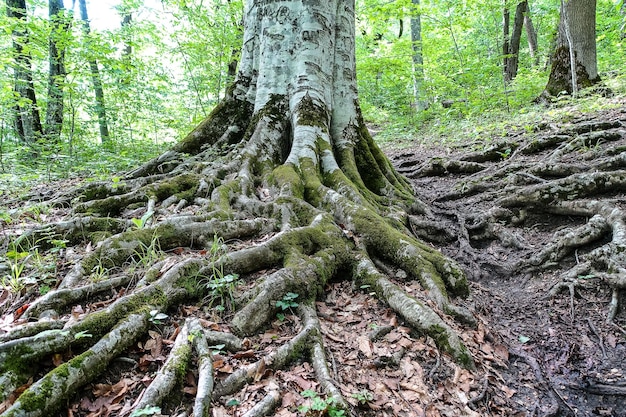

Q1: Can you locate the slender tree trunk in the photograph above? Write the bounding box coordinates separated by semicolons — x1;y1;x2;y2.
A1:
543;0;599;97
7;0;43;146
410;0;426;111
502;2;510;71
121;12;132;58
524;2;539;65
78;0;110;143
44;0;69;143
504;1;526;83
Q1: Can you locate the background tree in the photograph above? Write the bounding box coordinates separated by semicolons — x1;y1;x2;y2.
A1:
6;0;43;146
503;0;529;83
543;0;599;96
44;0;70;144
410;0;427;110
78;0;110;143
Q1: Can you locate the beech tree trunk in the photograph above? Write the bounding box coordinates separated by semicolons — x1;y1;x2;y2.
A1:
7;0;43;145
544;0;599;96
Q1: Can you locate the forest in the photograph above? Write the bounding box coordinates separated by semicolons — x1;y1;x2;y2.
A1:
1;0;626;416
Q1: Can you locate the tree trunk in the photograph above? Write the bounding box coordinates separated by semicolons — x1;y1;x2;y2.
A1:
503;1;527;83
0;1;475;415
6;0;43;146
411;0;427;111
524;2;539;65
44;0;69;143
78;0;110;143
543;0;599;97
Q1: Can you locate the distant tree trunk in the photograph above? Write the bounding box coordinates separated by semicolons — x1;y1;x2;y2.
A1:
524;3;539;65
411;0;426;111
78;0;110;143
7;0;43;146
44;0;69;143
543;0;599;97
503;1;527;83
121;12;132;58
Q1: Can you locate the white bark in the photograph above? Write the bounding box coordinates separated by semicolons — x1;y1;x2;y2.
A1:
237;1;359;172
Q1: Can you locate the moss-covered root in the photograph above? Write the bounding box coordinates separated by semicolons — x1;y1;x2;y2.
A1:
24;275;133;319
242;389;281;417
57;217;276;289
2;313;148;417
214;305;318;399
354;255;474;368
187;319;215;417
302;304;349;410
231;252;339;335
134;323;192;412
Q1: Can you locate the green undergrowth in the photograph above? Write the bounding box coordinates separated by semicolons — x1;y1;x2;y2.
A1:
370;74;626;152
0;138;171;200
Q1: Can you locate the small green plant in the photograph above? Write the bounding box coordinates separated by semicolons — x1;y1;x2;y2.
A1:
133;232;163;268
204;234;241;311
149;309;168;325
351;389;373;405
111;176;125;190
74;330;93;340
2;248;29;293
90;260;109;282
225;398;240;407
276;292;299;311
131;210;154;229
498;148;512;159
298;390;346;417
130;406;161;417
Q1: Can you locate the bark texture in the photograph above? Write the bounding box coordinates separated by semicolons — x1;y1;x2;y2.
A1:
544;0;599;97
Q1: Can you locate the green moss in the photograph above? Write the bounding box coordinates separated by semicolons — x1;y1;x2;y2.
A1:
89;231;112;244
147;173;199;202
294;94;329;130
175;92;253;155
0;343;36;390
168;344;192;382
269;164;305;199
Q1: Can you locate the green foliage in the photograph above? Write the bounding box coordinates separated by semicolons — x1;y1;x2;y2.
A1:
298;390;346;417
0;0;624;187
149;309;168;325
203;234;241;311
351;389;374;405
130;406;161;417
276;292;299;311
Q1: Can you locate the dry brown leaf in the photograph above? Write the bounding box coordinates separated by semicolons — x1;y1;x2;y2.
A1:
501;385;517;398
494;344;510;361
357;335;373;358
198;318;220;330
254;359;266;382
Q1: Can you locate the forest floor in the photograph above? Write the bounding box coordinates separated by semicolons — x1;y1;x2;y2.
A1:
384;97;626;417
1;97;626;417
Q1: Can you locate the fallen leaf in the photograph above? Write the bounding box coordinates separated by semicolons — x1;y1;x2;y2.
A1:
357;335;373;358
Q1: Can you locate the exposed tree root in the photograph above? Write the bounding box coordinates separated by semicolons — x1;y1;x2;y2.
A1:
396;105;626;323
0;82;476;415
